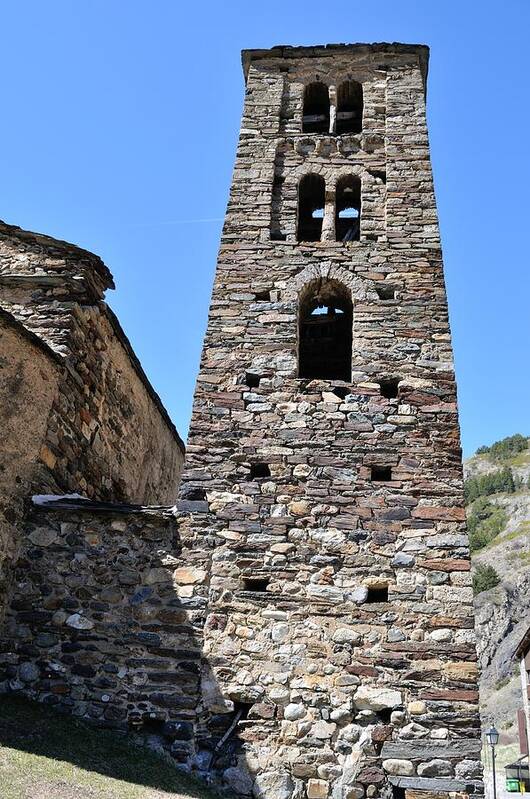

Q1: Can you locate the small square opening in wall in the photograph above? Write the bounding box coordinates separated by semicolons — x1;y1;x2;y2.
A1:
242;576;270;593
375;285;396;301
366;585;389;603
250;463;271;480
370;170;387;185
246;372;261;388
371;465;392;482
254;289;271;301
377;708;393;724
141;716;165;734
379;378;400;399
181;485;206;501
332;386;350;400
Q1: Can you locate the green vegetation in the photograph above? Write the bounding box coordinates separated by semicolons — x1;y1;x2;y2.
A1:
481;520;530;551
467;497;507;551
476;433;529;462
508;551;530;566
0;695;221;799
509;449;530;467
472;563;501;595
464;467;515;504
495;675;511;690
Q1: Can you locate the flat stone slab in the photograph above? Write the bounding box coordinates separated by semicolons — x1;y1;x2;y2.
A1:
381;740;481;760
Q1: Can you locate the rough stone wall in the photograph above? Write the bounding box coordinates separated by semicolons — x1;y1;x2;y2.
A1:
176;44;484;799
0;223;184;504
39;302;184;504
0;314;59;621
0;502;206;753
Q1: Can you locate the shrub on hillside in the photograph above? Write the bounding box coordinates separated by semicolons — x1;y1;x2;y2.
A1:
475;433;529;461
464;467;515;504
473;563;501;595
467;496;507;551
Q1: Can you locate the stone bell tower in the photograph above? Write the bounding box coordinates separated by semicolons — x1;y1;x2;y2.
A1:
177;43;483;799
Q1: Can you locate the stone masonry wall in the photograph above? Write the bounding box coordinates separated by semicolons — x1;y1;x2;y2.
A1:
0;223;184;504
176;44;484;799
0;314;59;623
0;501;207;761
0;42;484;799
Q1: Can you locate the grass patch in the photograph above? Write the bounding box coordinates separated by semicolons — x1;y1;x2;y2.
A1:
495;674;516;690
508;551;530;566
467;497;507;551
507;449;530;467
481;520;530;551
0;695;223;799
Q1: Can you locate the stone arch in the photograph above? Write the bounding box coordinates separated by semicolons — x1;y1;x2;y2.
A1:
282;264;373;304
297;276;353;381
296;173;326;241
302;81;330;134
336;79;363;134
335;174;362;241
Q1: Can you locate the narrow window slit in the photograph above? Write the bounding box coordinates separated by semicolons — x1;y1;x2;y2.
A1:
302;82;330;133
336;80;363;135
250;463;271;480
270;174;286;240
366;585;389;603
336;176;361;241
297;174;325;241
371;465;392;482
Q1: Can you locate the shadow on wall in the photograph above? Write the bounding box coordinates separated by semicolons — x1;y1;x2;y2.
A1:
0;693;223;798
0;499;244;796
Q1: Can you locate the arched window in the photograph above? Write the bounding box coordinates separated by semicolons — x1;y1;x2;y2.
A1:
335;176;361;241
336;80;363;135
302;83;330;133
297;174;325;242
298;279;352;381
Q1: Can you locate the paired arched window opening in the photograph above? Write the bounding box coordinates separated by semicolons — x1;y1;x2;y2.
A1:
335;176;361;242
336;80;363;135
297;174;325;242
299;279;352;381
296;174;361;242
302;80;363;135
302;82;330;133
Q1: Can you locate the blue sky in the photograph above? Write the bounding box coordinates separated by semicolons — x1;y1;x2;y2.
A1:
1;1;528;457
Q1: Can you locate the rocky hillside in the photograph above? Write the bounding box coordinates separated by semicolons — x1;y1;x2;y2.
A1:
465;434;530;742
